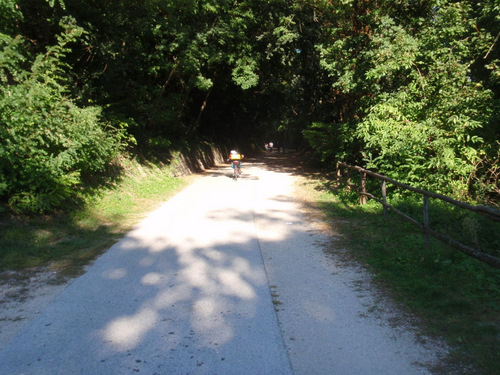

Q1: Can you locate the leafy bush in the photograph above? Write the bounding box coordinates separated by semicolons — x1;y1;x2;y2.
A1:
356;8;493;199
0;18;122;213
305;3;499;203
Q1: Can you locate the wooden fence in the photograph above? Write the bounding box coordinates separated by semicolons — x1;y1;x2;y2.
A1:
336;162;500;269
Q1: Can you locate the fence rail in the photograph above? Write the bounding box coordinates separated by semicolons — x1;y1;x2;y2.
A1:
336;162;500;269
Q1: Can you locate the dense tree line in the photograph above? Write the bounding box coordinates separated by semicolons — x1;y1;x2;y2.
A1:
0;0;498;212
303;0;500;203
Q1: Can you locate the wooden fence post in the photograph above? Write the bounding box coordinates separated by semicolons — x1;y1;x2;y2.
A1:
360;172;367;205
381;180;387;217
423;195;430;248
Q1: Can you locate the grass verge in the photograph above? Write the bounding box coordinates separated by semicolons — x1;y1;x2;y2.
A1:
0;155;192;275
294;174;500;375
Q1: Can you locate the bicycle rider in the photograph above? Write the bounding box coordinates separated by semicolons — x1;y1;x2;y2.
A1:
227;150;244;176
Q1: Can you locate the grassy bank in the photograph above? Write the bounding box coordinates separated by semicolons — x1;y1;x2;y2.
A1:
0;155;193;274
295;174;500;375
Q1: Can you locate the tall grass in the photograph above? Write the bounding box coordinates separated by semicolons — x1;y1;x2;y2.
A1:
0;156;189;273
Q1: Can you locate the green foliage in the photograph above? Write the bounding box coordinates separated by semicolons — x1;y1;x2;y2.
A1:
303;120;359;164
304;1;499;202
1;0;499;210
232;57;259;89
0;18;122;213
0;0;23;36
357;4;494;197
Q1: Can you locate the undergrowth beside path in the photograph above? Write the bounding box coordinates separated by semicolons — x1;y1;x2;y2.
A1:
0;156;194;274
293;163;500;375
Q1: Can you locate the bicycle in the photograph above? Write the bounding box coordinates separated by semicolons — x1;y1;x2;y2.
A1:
232;160;242;180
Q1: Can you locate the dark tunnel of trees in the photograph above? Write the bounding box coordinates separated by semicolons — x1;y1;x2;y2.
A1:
1;0;499;212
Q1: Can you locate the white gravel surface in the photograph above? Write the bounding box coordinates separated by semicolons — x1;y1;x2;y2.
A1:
0;153;447;374
252;157;447;374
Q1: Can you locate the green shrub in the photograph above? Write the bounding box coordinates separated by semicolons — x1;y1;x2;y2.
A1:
0;18;123;213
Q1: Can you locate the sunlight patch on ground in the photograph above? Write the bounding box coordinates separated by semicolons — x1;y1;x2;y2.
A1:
103;307;158;351
218;268;256;300
191;297;234;345
141;272;164;286
102;268;127;280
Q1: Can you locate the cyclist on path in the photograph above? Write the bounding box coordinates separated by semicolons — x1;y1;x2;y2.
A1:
227;150;244;177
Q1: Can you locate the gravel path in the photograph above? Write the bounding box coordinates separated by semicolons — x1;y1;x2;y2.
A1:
0;153;447;374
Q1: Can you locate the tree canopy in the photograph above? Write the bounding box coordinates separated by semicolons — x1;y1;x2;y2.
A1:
1;0;499;212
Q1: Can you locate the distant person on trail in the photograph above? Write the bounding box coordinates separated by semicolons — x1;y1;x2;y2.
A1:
227;150;244;175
